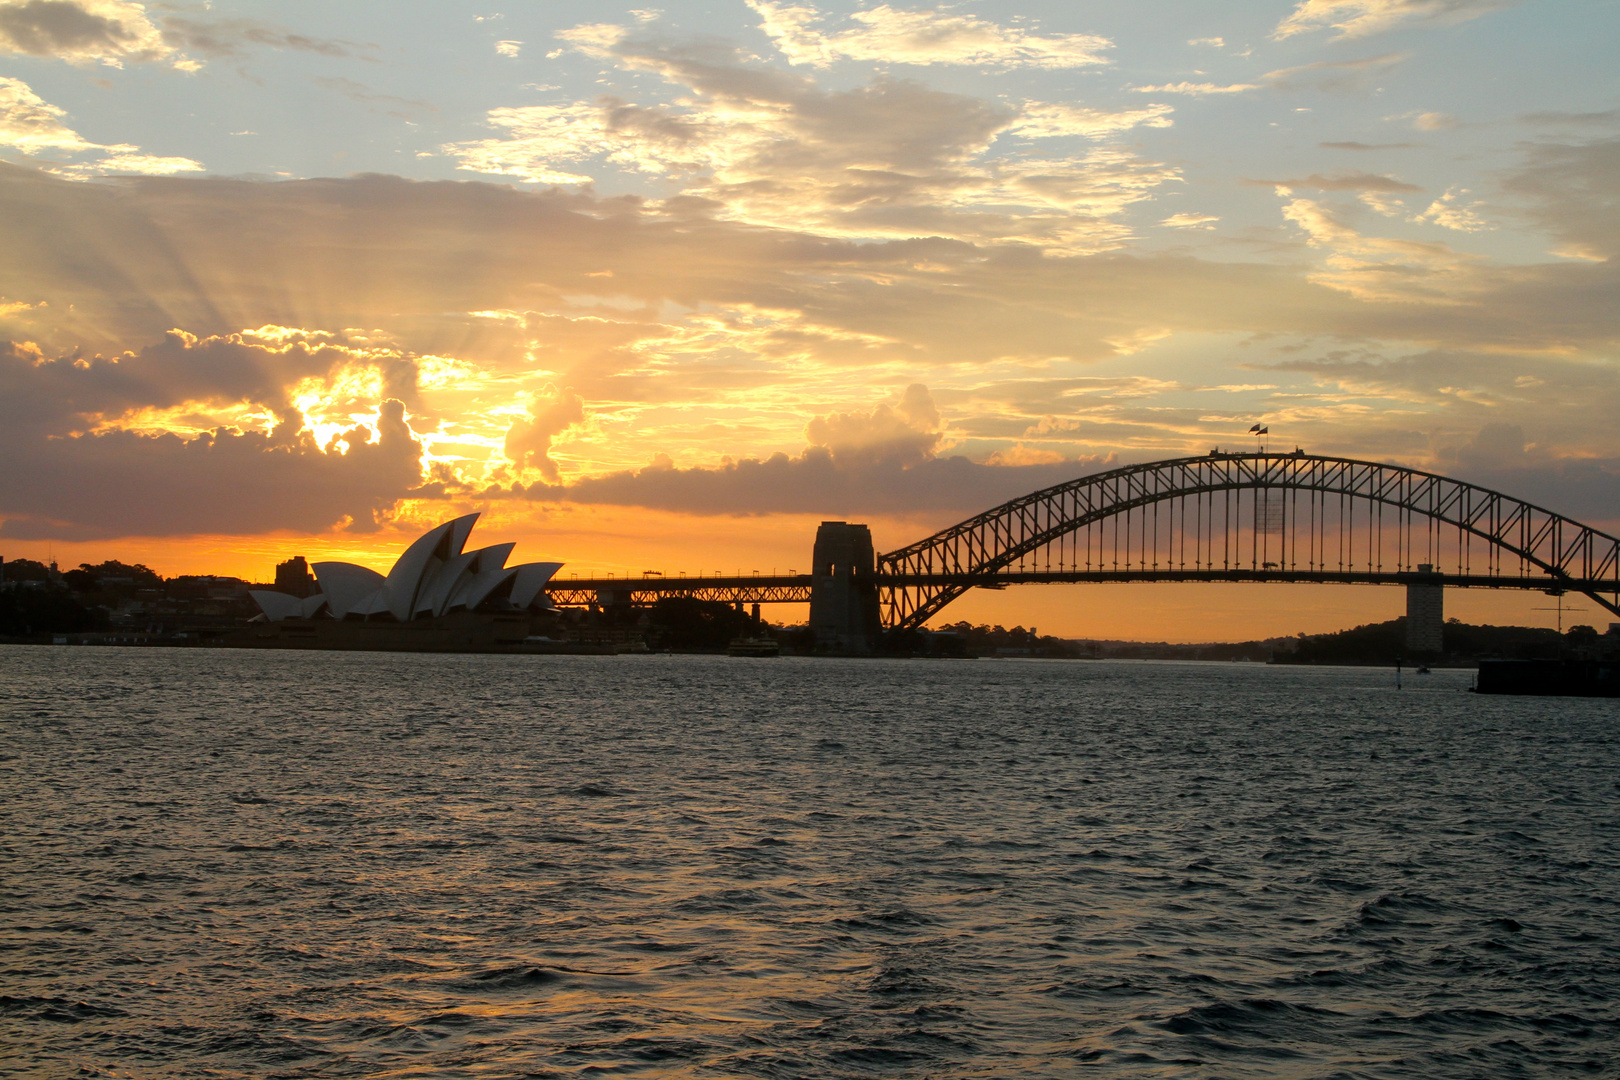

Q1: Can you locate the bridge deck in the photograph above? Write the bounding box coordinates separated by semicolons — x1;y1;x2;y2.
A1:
544;569;1602;609
547;576;812;606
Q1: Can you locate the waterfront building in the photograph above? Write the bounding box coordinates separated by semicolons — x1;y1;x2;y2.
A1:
274;556;317;598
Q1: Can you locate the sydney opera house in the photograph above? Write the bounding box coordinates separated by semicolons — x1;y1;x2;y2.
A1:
233;514;565;651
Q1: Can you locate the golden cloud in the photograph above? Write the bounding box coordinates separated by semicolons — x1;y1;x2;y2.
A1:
449;33;1178;252
747;1;1112;69
1273;0;1513;40
0;75;202;175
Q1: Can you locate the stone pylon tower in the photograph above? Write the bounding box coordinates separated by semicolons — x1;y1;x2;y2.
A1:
810;521;881;653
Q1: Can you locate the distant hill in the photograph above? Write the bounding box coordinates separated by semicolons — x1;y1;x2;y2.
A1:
919;617;1611;665
1275;617;1603;666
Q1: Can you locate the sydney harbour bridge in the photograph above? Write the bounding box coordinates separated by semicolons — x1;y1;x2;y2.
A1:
544;452;1620;651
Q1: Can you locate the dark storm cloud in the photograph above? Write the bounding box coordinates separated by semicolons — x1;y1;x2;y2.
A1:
511;448;1114;519
0;331;427;539
499;418;1617;530
478;406;1620;531
0;329;377;432
476;382;1107;519
0;396;424;540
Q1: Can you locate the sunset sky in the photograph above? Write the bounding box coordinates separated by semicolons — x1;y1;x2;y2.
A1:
2;0;1617;639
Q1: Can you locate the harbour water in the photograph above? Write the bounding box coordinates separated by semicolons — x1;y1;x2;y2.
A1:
2;646;1617;1077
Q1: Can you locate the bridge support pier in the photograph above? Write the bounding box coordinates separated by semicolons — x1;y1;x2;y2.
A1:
1406;564;1444;654
810;521;881;653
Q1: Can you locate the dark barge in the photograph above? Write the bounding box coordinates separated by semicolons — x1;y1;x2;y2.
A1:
1475;659;1620;697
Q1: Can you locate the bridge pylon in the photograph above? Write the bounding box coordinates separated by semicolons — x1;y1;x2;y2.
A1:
810;521;881;653
1406;564;1444;654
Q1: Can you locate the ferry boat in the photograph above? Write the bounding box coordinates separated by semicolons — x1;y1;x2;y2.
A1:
728;635;781;657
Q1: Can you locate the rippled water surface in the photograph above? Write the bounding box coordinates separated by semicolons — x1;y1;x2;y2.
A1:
3;646;1618;1078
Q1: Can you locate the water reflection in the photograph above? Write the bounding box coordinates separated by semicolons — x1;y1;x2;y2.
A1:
1;648;1615;1077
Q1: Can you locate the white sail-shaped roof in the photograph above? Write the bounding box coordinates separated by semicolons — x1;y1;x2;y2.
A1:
348;587;394;618
250;590;304;621
446;567;517;613
249;591;332;621
415;544;520;617
509;562;564;609
414;549;479;618
472;543;515;573
382;512;479;621
312;562;385;618
270;516;562;624
450;515;479;559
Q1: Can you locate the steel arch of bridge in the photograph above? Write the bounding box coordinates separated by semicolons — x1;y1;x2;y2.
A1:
877;452;1620;632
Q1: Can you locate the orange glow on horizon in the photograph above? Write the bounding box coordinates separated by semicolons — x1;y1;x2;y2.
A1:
3;505;1605;642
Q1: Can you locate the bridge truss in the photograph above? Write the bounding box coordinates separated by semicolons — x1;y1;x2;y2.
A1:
547;575;811;609
877;452;1620;631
